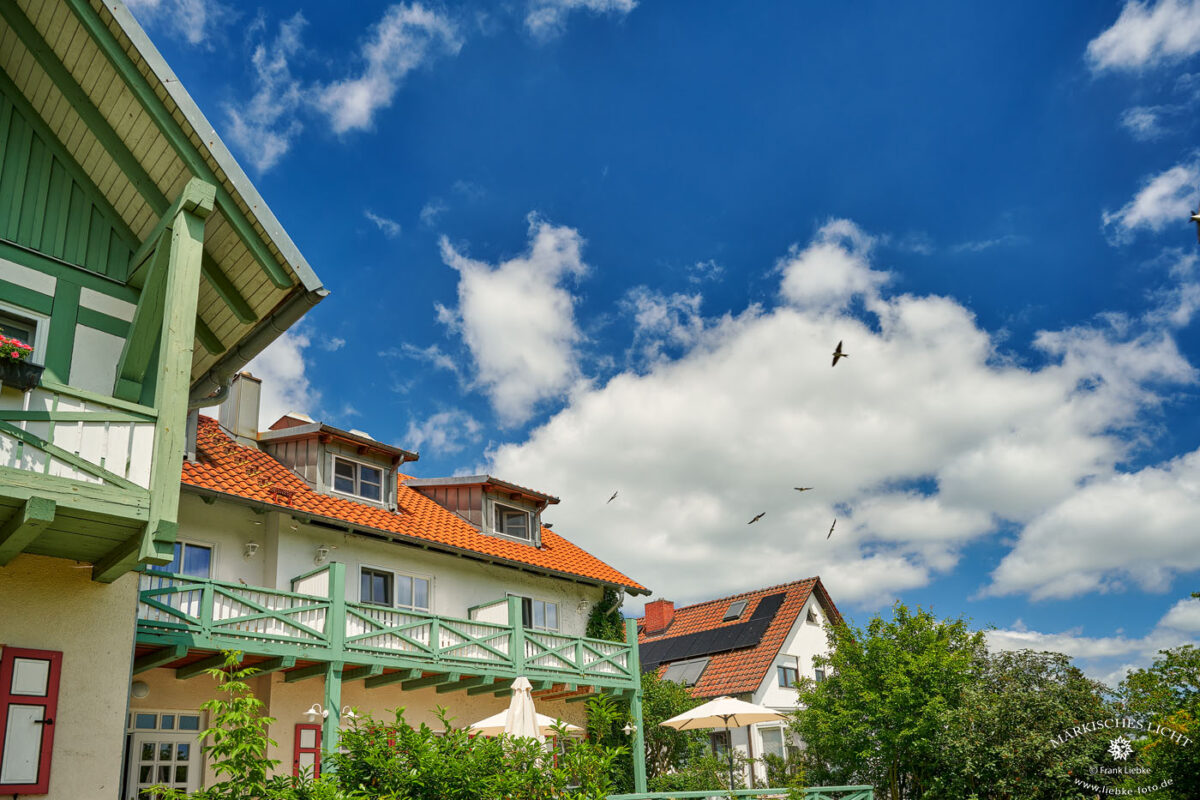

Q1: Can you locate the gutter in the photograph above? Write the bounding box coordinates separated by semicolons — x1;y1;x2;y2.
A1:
188;287;328;407
181;483;652;597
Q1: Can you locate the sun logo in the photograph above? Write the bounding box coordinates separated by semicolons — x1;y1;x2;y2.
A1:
1107;735;1134;761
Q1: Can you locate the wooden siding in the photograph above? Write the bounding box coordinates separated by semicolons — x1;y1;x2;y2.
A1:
417;485;484;527
0;83;135;277
265;436;321;486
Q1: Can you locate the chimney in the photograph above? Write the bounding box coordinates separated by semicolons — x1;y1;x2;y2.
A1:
219;372;262;443
643;599;675;633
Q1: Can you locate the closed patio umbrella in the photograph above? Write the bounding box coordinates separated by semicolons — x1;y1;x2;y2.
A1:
501;676;544;742
660;695;785;790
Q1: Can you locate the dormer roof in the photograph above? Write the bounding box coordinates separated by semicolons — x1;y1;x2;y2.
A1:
403;475;560;507
258;416;418;464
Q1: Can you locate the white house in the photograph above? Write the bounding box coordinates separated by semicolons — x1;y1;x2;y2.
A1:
638;577;840;786
124;374;651;798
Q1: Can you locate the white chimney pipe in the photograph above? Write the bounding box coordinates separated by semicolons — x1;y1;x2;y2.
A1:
219;372;262;442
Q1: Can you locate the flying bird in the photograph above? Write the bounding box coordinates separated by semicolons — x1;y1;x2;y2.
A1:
794;487;813;492
748;512;766;525
831;340;848;367
607;491;618;504
827;519;837;539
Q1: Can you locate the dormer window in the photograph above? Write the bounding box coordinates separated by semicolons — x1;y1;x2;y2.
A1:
333;457;383;502
496;503;531;541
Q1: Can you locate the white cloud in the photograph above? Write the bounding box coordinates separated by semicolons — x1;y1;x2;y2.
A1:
319;337;346;352
621;287;710;367
988;596;1200;686
525;0;636;41
420;199;449;228
688;259;725;284
1121;105;1172;140
224;13;306;172
364;209;402;238
317;4;462;134
437;215;589;426
244;328;320;428
950;234;1028;254
404;409;484;455
126;0;234;47
487;219;1198;609
1102;161;1199;242
1087;0;1200;71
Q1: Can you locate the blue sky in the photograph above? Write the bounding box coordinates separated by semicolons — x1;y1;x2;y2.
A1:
129;0;1200;685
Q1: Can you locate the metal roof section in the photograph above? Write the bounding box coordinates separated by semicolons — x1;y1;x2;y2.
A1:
403;475;561;505
258;420;420;463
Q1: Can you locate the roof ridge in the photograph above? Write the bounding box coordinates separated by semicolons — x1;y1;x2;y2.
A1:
665;577;819;614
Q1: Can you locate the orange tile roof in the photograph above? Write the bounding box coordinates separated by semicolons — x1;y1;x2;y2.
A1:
183;416;647;592
638;577;840;698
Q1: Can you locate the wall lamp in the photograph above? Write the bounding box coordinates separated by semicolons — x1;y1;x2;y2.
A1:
243;542;260;559
623;721;637;736
304;703;358;723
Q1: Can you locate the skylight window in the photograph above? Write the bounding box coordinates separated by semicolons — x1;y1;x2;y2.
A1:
723;600;748;621
662;658;709;687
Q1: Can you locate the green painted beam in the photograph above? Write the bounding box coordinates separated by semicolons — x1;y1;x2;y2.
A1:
436;675;492;694
342;664;384;683
133;644;187;674
401;672;460;691
0;3;169;216
363;668;422;690
0;497;56;565
283;663;330;684
251;655;297;677
93;521;173;583
201;253;256;323
194;315;224;355
467;678;514;696
64;0;295;291
126;179;215;287
0;419;141;492
174;653;227;680
0;465;148;521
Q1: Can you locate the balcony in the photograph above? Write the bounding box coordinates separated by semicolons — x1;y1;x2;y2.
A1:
0;380;157;573
134;564;640;696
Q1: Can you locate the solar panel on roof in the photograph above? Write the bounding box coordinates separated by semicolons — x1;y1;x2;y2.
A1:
640;592;787;671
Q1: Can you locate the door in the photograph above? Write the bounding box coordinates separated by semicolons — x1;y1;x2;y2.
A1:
125;732;199;799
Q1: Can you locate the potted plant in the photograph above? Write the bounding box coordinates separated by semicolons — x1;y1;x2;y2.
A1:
0;335;43;391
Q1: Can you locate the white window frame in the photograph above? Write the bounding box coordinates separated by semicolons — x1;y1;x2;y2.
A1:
508;593;559;632
0;301;49;364
758;724;788;761
330;455;387;503
491;501;534;542
359;565;433;612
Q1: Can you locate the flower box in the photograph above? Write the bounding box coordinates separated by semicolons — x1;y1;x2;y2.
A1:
0;358;45;391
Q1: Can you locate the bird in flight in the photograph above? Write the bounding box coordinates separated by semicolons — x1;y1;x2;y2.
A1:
831;341;848;367
607;491;618;504
748;512;766;525
827;519;837;539
794;487;813;492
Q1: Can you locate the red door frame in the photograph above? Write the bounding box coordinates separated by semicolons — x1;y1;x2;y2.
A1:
0;647;63;795
293;723;322;778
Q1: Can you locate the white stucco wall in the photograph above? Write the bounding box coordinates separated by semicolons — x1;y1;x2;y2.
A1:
0;554;138;800
176;493;605;634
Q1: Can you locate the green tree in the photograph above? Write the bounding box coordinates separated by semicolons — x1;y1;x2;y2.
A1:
789;603;986;800
929;649;1111;800
1119;643;1200;799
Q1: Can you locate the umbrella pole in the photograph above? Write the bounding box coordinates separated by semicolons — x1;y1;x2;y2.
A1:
725;716;735;792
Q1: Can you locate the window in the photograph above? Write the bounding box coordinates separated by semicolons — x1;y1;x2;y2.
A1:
814;666;826;683
360;568;393;606
807;607;821;625
514;596;558;631
662;658;708;687
0;305;47;364
0;312;35;347
0;648;62;795
759;726;786;760
333;457;384;502
148;542;212;578
709;730;730;758
494;503;531;541
396;574;431;611
777;665;799;688
723;600;748;621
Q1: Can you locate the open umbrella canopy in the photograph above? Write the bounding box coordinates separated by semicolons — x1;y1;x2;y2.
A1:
466;710;583;738
501;676;544;742
659;695;785;730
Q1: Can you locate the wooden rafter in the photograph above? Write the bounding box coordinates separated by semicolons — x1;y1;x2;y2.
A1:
133;644;187;674
363;669;422;690
0;497;56;566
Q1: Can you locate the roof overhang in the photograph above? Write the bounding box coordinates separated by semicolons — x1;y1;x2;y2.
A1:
258;422;419;464
403;475;560;506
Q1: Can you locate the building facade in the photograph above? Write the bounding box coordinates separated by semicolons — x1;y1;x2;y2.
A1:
0;1;326;796
638;578;840;786
124;374;651;797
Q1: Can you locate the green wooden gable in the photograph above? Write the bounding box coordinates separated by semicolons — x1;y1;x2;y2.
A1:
0;80;136;280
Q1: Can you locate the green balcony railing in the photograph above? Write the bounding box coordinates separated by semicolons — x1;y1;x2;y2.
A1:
135;567;637;689
607;787;874;800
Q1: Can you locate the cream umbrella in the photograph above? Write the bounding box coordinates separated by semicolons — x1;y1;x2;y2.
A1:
660;695;785;790
466;710;582;738
501;676;544;742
